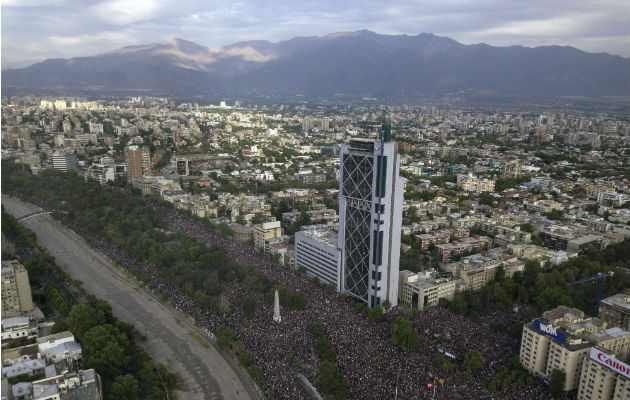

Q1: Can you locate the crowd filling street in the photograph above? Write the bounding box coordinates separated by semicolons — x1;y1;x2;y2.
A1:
77;208;551;399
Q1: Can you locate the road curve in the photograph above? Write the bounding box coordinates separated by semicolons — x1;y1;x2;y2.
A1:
2;195;254;400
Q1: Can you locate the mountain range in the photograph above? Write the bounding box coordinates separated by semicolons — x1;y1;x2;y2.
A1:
3;30;629;99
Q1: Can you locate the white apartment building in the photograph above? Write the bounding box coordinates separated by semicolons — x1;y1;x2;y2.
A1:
74;133;97;145
577;348;630;400
398;270;456;311
295;227;342;290
527;200;564;214
37;331;76;354
1;317;38;342
456;172;495;192
85;162;115;184
253;221;282;250
88;122;103;134
597;191;628;207
521;306;630;392
51;151;78;173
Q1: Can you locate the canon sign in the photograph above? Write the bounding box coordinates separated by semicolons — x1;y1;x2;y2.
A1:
590;347;630;379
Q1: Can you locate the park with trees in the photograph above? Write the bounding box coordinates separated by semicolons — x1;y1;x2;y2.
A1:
1;210;179;400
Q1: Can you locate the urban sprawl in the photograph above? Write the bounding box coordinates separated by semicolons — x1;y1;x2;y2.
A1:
2;96;630;400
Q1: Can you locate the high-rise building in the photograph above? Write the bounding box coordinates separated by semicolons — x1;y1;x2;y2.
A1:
88;122;104;134
520;306;630;392
295;227;341;290
338;124;405;308
54;134;65;147
124;145;150;180
176;158;190;176
51;151;66;171
62;120;72;133
85;158;115;185
1;260;34;318
398;270;456;311
253;221;283;250
51;151;78;172
577;348;630;400
302;117;314;133
501;160;522;178
103;135;114;148
600;292;630;332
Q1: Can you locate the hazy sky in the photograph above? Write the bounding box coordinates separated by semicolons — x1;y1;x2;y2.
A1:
2;0;629;68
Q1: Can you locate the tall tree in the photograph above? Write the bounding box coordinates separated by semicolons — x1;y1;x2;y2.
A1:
82;324;130;383
549;369;566;398
109;374;140;400
390;316;418;351
463;350;484;371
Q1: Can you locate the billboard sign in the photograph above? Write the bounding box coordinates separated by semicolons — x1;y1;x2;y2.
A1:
533;320;566;343
590;348;630;379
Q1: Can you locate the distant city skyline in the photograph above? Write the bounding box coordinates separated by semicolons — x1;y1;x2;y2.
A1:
2;0;629;69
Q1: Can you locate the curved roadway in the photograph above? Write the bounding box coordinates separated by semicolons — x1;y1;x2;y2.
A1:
2;195;256;400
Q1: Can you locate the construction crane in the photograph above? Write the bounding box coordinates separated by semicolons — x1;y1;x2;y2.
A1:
566;271;614;317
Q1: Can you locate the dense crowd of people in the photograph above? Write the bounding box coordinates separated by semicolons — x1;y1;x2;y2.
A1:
77;207;552;400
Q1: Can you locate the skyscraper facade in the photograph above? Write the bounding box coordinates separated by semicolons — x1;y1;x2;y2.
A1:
125;145;150;180
338;125;405;308
1;260;34;318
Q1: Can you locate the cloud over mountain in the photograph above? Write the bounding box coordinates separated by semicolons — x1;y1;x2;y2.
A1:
3;31;629;99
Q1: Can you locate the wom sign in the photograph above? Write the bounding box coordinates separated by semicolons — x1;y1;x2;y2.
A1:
533;320;566;343
590;347;630;379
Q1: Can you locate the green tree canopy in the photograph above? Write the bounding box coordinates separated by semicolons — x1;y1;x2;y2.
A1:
67;296;114;340
237;351;255;368
82;324;130;383
435;353;452;373
109;374;139;400
463;350;484;371
247;365;262;382
216;325;237;350
241;297;258;318
367;305;386;322
390;316;418;351
317;360;350;400
312;324;323;338
315;337;337;361
549;369;566;398
251;212;266;224
519;223;534;233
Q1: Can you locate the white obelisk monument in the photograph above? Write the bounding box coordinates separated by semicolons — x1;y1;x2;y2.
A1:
273;289;281;323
